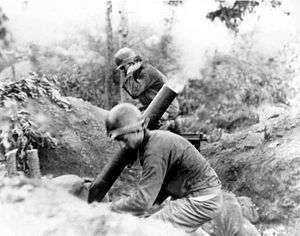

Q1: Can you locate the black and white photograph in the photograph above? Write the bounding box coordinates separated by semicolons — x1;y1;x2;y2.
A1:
0;0;299;235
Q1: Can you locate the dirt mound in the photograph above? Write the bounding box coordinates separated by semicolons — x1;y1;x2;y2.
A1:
203;191;260;236
1;173;260;236
0;175;188;236
39;174;262;236
1;74;299;234
201;108;300;234
0;73;118;177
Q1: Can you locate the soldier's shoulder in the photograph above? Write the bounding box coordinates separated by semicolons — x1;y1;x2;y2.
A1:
141;63;166;79
149;130;183;143
141;63;156;71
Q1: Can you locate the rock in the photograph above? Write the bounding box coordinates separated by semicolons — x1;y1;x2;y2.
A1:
239;132;264;149
212;192;243;235
268;114;280;119
237;196;259;223
262;228;279;236
205;129;264;153
0;152;5;161
268;141;280;148
209;192;260;236
220;132;246;149
0;164;6;178
262;207;284;223
51;174;89;201
193;228;210;236
277;196;296;209
240;218;260;236
261;223;300;236
257;104;287;122
51;174;110;202
212;110;259;132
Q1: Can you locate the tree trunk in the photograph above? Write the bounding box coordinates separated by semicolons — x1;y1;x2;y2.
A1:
11;65;16;80
118;0;128;102
105;0;114;109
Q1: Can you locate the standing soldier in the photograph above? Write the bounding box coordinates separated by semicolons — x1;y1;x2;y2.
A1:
114;47;180;131
105;103;222;234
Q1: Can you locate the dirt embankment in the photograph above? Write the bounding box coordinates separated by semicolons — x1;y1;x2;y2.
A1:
202;108;300;235
0;176;189;236
0;75;299;235
0;73;119;177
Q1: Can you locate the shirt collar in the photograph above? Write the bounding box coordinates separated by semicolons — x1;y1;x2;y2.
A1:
138;129;150;154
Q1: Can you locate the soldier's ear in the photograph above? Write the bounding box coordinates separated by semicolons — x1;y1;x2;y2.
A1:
142;117;150;129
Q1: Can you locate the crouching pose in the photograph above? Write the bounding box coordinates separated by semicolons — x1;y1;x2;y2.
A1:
106;103;222;233
114;47;180;132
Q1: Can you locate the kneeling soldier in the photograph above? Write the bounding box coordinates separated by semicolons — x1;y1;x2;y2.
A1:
106;103;222;233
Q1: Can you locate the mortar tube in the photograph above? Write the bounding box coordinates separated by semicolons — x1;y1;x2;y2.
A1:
88;84;178;203
88;147;137;203
142;84;178;129
26;149;41;178
5;149;18;177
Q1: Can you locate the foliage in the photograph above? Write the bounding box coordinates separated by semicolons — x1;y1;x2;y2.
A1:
208;1;284;33
27;23;180;108
45;60;108;108
207;1;259;32
32;34;120;108
178;37;295;133
0;74;61;172
127;23;181;76
0;1;296;134
0;7;9;45
0;7;15;73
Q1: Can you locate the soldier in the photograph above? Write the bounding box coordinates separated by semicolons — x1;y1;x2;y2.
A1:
114;47;180;131
105;103;222;234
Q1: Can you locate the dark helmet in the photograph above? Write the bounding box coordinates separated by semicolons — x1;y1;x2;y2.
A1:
105;103;143;139
114;47;138;70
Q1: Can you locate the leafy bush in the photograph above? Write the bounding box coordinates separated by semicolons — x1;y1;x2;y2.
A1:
2;2;295;134
32;34;121;108
178;41;295;133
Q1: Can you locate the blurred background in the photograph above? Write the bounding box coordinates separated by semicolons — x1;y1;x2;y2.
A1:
0;0;299;134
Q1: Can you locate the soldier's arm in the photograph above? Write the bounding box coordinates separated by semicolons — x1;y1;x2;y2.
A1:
111;153;167;215
122;70;153;98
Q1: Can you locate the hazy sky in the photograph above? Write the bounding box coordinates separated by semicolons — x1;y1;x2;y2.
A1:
1;0;299;79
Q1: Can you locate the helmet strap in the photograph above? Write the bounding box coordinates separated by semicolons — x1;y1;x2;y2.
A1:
108;120;144;140
126;61;142;75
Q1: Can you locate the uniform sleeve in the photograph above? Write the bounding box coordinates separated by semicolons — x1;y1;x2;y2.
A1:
122;70;153;99
164;98;180;120
111;152;167;215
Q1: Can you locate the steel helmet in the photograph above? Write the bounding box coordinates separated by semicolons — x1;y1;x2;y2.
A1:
105;103;143;139
114;47;137;70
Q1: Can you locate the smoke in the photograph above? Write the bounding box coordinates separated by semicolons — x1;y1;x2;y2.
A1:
121;0;170;34
172;0;234;79
172;0;300;77
1;0;171;66
0;0;169;47
239;1;300;57
1;0;106;47
238;0;300;96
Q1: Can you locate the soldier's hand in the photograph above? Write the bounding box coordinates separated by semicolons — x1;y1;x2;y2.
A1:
87;182;100;203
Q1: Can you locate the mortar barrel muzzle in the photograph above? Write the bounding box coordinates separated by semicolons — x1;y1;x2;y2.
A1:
143;84;178;129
